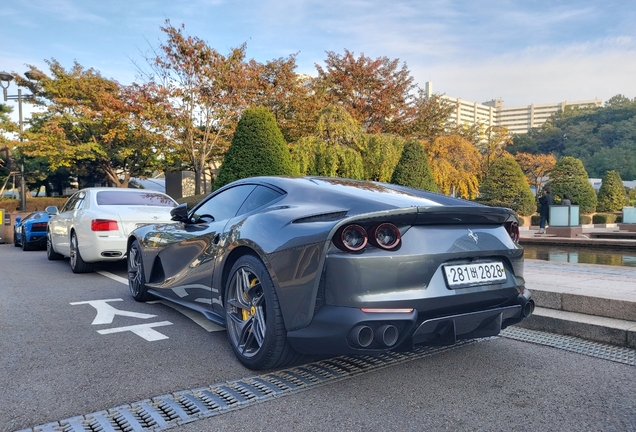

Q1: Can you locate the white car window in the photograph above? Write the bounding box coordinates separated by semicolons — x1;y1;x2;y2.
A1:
96;191;176;207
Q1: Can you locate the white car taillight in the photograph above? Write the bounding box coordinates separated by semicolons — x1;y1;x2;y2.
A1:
91;219;119;231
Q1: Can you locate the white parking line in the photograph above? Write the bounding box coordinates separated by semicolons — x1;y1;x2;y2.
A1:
97;270;224;333
97;270;128;285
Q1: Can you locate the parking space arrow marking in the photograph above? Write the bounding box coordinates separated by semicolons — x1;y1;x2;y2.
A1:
96;321;173;341
70;298;156;325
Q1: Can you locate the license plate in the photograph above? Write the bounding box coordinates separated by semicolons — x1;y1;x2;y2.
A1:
444;262;506;288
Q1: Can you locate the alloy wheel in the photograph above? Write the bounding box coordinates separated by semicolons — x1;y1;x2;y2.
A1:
226;266;266;358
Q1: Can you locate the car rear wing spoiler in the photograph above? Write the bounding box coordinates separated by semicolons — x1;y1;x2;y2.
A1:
413;206;517;225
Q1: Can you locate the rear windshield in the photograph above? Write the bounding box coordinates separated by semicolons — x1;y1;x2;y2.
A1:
96;191;176;207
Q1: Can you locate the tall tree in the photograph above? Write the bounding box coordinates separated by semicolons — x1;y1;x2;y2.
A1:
315;50;417;134
0;104;18;184
511;95;636;180
596;170;627;212
515;152;556;198
19;60;164;188
290;105;364;179
139;20;257;194
425;135;481;199
390;139;437;191
250;56;325;143
403;92;456;143
476;126;512;178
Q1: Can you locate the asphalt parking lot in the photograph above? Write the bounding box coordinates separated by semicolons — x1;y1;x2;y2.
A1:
1;244;635;431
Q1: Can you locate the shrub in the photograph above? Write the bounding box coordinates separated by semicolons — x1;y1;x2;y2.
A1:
579;215;592;224
1;197;68;212
361;134;405;182
531;215;541;226
596;170;627;212
592;213;618;224
476;156;536;216
215;107;297;190
390;139;437;191
547;156;597;214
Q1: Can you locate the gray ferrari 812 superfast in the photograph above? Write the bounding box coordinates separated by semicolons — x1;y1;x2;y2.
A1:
127;176;533;370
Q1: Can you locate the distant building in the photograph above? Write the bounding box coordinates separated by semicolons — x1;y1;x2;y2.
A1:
425;82;602;134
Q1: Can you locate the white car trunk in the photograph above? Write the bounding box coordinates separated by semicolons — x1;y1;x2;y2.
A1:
97;206;174;236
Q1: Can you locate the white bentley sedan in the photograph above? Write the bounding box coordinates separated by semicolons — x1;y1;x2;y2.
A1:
46;188;177;273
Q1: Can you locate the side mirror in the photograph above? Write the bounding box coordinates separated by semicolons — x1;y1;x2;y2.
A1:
45;206;59;216
170;203;189;222
15;216;21;224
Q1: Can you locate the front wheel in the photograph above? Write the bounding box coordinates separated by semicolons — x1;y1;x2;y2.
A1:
47;232;64;260
13;229;19;247
224;254;300;370
128;240;153;301
70;232;93;273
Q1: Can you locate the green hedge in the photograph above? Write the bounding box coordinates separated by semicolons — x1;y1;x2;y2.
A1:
0;197;68;212
580;215;592;224
592;213;618;224
531;215;540;226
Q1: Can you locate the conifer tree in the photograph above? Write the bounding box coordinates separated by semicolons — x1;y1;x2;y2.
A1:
215;107;296;189
596;170;626;212
547;156;598;214
477;155;535;216
390;139;437;191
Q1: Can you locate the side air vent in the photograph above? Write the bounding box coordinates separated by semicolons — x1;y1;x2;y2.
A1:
292;211;347;224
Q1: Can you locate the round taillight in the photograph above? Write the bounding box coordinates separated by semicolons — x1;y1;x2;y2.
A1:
338;224;367;252
505;221;520;242
370;223;401;250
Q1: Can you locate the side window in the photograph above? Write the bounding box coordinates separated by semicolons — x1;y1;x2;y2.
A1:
193;185;256;222
237;186;283;216
74;192;86;210
61;194;78;213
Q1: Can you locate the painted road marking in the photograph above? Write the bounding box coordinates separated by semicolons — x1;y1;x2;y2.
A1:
70;298;156;325
97;270;128;285
97;270;224;333
97;321;173;341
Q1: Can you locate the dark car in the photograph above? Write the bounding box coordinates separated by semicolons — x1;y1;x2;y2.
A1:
14;211;50;251
127;176;533;370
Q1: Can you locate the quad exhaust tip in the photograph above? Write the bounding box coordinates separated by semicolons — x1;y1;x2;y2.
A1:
348;324;400;348
523;300;535;318
348;325;374;348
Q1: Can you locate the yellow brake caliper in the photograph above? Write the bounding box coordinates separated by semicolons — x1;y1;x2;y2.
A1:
241;278;259;321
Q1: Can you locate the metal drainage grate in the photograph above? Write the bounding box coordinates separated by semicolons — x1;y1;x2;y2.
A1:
501;326;636;366
22;330;635;432
24;341;477;432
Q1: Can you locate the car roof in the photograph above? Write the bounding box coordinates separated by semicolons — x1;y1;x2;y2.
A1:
225;176;477;210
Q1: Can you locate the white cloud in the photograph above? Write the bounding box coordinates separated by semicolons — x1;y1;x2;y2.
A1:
418;38;636;105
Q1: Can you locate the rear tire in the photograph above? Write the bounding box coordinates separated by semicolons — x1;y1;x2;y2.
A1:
21;233;34;251
70;232;93;273
224;254;301;370
47;232;64;260
128;240;153;301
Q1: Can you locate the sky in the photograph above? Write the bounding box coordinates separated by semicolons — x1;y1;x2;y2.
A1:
1;0;636;112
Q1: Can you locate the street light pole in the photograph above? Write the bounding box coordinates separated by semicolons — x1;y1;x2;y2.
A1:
0;71;32;212
17;88;26;212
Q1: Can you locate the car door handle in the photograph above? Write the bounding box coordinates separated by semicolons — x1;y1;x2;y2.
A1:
212;234;221;245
